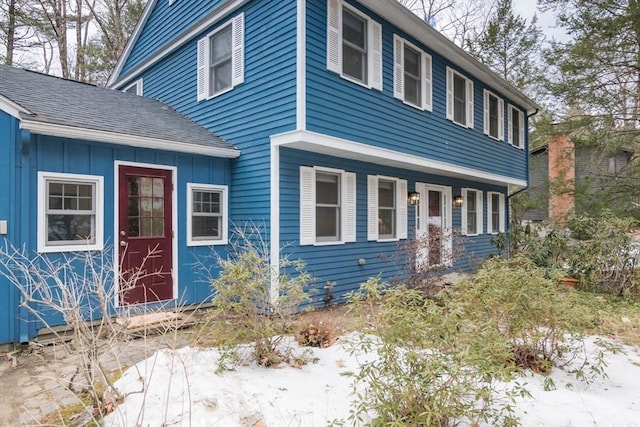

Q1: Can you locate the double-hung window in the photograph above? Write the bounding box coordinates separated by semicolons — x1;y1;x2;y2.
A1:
483;89;504;140
487;191;505;234
461;188;483;236
197;13;244;101
38;172;103;253
393;35;432;111
367;175;407;241
326;0;382;90
446;67;474;128
300;166;356;245
187;183;228;246
508;104;525;148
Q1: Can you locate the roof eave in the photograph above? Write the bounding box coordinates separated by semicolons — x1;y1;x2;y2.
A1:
359;0;540;113
20;119;240;158
0;94;33;119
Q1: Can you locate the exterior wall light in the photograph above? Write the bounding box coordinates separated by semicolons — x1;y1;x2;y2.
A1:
408;191;420;205
453;195;464;207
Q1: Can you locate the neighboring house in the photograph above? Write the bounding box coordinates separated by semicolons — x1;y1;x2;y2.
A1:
0;0;537;345
522;134;633;223
0;65;238;345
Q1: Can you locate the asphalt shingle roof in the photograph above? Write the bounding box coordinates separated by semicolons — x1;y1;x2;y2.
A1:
0;65;237;155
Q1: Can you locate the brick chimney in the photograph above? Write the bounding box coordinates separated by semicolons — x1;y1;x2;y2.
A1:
548;134;575;224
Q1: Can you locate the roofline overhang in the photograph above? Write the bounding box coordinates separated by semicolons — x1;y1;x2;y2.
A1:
20;120;240;158
0;94;32;119
359;0;539;113
271;130;527;190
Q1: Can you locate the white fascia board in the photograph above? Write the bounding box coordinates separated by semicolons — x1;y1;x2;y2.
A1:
359;0;539;113
0;94;32;119
21;120;240;158
271;130;527;189
107;0;158;87
109;0;249;89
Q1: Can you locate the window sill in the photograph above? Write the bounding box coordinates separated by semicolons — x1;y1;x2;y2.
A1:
38;242;103;253
188;238;228;247
338;73;373;91
313;240;346;247
449;118;471;129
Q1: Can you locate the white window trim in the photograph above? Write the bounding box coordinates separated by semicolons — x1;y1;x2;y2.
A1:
169;0;176;5
461;188;483;236
393;34;432;111
508;104;525;149
483;89;504;141
487;191;505;234
37;171;104;253
326;0;383;91
367;175;408;242
123;79;143;95
300;166;356;246
446;66;474;129
197;13;245;101
187;183;228;246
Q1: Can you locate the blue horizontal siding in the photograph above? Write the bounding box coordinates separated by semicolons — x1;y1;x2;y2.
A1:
280;147;504;303
122;0;230;75
305;0;528;181
138;0;298;226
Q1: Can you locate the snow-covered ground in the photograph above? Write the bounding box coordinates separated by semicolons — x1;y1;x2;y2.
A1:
104;335;640;427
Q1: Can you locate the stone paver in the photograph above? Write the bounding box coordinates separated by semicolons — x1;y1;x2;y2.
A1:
0;329;195;426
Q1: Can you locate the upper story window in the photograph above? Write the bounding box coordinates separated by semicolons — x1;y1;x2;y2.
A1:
461;188;483;236
367;175;407;242
483;89;504;140
187;183;228;246
38;172;104;253
446;67;474;128
197;13;244;101
508;104;525;149
300;166;356;245
487;191;505;234
393;35;432;111
327;0;382;90
123;79;143;96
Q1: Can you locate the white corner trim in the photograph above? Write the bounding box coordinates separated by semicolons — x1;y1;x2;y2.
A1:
271;130;527;189
296;0;306;131
20;120;240;158
109;0;250;88
269;143;280;304
186;182;229;246
0;94;32;119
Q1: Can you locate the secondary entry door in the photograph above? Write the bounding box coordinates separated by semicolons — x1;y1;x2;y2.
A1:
415;183;452;267
118;165;174;304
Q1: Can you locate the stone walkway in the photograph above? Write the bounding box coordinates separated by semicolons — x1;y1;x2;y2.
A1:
0;322;196;426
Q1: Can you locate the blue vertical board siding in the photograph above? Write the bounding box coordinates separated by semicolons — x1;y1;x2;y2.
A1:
305;0;528;181
7;133;231;337
136;0;298;226
122;0;230;75
0;112;19;344
280;147;505;303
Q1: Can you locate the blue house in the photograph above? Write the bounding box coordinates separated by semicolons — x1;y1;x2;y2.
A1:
0;66;238;344
0;0;537;345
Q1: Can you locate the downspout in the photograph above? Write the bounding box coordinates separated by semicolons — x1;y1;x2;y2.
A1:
505;108;539;255
18;129;31;344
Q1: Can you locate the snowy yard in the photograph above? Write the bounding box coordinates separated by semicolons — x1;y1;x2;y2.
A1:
104;334;640;427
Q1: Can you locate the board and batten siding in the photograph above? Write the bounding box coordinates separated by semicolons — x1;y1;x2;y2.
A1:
280;147;505;303
131;0;298;226
12;133;231;337
0;111;20;344
121;0;231;76
305;0;528;181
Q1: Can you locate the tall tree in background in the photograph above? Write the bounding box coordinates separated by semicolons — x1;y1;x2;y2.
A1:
397;0;495;49
467;0;543;95
540;0;640;215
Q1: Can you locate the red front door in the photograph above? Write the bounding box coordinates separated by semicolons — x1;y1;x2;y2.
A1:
118;165;173;304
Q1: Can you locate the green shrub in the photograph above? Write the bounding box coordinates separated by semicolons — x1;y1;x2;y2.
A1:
210;224;314;370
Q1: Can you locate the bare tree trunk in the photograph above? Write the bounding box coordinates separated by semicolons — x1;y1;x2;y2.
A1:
5;0;16;65
74;0;83;80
